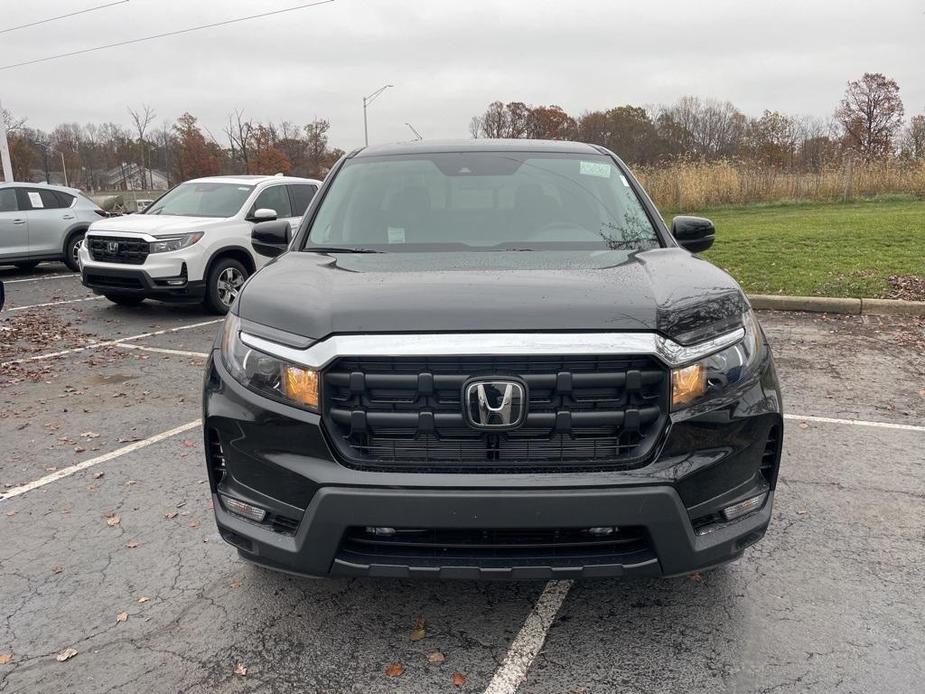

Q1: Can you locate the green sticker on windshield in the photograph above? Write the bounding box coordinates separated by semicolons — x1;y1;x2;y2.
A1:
579;161;612;178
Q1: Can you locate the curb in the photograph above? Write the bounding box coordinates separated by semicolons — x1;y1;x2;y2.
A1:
748;294;925;317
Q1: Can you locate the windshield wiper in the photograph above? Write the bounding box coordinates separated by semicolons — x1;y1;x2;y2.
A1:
303;246;385;254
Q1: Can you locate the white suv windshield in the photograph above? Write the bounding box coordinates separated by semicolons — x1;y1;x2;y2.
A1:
305;152;660;251
146;182;255;218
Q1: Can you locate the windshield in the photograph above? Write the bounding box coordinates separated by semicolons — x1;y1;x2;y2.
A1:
145;181;255;218
304;152;660;251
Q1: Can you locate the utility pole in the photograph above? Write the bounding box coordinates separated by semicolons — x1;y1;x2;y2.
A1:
0;100;13;182
362;84;393;146
60;151;69;187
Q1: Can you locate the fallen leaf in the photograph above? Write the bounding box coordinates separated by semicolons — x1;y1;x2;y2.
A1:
182;440;195;448
427;651;445;664
56;648;78;662
689;571;703;582
798;421;809;430
0;653;12;665
137;596;150;603
164;511;178;520
188;520;200;529
73;446;86;453
230;580;241;589
5;511;16;517
234;662;247;677
116;611;128;623
93;471;105;480
385;662;405;678
126;540;139;549
106;515;121;527
452;672;466;687
80;431;100;439
51;565;64;574
410;616;426;642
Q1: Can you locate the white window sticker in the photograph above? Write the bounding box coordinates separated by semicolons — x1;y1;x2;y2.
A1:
579;161;612;178
28;191;44;208
387;226;406;244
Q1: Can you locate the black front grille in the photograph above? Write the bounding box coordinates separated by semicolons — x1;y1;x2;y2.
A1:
84;273;143;289
339;526;653;567
322;354;668;472
88;236;149;265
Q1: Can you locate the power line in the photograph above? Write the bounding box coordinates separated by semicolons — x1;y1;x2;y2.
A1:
0;0;336;72
0;1;130;35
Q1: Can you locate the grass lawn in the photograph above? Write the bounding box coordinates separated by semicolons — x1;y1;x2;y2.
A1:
672;197;925;298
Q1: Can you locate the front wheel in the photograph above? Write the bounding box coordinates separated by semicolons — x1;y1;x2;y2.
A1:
63;232;85;271
203;258;249;314
104;293;145;307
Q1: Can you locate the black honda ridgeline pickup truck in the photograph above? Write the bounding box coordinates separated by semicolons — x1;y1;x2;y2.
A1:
203;139;782;580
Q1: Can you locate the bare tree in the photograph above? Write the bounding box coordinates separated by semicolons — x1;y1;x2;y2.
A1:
224;109;254;173
835;73;905;161
128;104;156;188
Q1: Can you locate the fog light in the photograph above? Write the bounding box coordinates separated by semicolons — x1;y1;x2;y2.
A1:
721;492;767;521
586;526;618;536
220;494;267;522
166;279;185;286
365;527;396;536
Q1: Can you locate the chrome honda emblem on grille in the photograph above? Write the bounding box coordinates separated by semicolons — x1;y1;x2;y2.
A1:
106;241;119;253
463;378;527;430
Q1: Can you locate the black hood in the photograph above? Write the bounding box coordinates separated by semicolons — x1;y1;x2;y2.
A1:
237;248;749;346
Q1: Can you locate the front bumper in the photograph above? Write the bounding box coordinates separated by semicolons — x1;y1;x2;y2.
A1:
81;265;205;301
204;348;782;579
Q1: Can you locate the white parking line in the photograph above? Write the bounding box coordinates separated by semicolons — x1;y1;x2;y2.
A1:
0;419;201;502
483;580;572;694
783;413;925;433
0;318;222;367
3;273;78;284
118;343;209;358
7;296;105;312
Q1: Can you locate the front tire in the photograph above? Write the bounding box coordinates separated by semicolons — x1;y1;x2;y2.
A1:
104;293;145;307
63;232;85;271
203;258;248;315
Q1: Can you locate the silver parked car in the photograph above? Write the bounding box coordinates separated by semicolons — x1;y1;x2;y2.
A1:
0;183;107;271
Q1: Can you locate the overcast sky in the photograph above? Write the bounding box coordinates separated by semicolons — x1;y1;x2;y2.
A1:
1;0;923;150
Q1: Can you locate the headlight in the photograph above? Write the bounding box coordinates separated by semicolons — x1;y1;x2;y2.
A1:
149;232;204;254
671;311;762;410
221;314;319;411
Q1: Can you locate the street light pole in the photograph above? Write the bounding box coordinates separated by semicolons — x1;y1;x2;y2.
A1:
362;84;393;146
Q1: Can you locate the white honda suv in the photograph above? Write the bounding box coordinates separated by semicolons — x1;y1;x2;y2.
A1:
79;175;321;313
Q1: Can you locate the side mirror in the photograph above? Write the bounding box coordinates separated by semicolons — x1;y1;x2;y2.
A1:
251;220;291;257
672;216;715;253
248;207;278;222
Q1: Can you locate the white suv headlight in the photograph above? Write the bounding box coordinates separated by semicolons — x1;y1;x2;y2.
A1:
149;232;204;254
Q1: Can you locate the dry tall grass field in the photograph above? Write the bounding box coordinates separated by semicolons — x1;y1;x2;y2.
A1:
636;160;925;211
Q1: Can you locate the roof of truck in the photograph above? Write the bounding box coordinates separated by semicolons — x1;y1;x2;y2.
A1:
354;139;604;158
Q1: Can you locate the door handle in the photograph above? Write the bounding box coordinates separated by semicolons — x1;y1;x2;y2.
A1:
62;214;75;220
13;219;25;225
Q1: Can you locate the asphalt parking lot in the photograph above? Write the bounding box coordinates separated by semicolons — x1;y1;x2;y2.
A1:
1;262;924;694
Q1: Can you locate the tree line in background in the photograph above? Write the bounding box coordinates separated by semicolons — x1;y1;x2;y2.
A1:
0;105;344;191
470;73;925;168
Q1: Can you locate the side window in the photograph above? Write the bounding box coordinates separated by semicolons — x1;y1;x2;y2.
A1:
54;191;76;208
0;188;17;213
18;188;67;210
249;186;292;219
288;184;318;217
